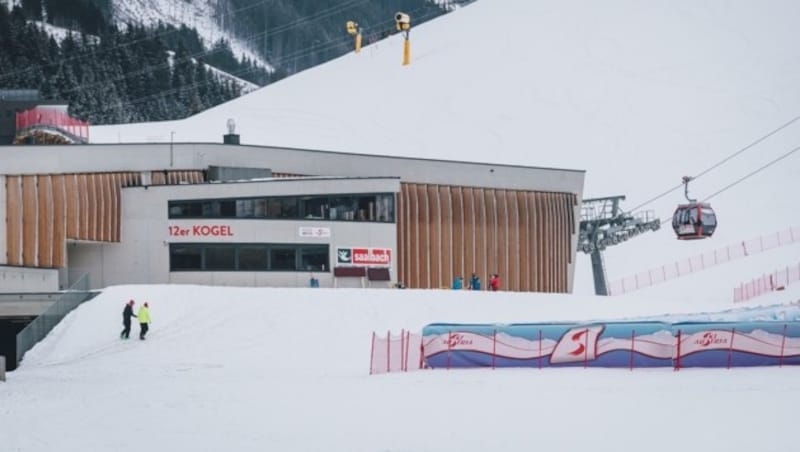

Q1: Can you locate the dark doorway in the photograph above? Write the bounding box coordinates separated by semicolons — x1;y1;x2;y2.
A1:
0;318;34;371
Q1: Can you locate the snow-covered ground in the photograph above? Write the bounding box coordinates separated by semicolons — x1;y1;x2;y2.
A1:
92;0;800;296
2;283;800;451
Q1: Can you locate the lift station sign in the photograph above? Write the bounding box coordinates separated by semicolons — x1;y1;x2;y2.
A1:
337;247;391;266
168;224;234;237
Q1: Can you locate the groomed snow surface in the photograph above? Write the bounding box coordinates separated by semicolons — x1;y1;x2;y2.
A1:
2;284;800;451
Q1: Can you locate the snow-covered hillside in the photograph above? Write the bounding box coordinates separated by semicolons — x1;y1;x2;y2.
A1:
31;20;99;44
166;50;260;94
111;0;272;70
92;0;800;297
2;284;800;451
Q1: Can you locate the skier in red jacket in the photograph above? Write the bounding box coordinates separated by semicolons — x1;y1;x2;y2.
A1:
489;274;500;291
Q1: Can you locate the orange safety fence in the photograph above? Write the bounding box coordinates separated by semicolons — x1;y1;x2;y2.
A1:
733;263;800;303
369;329;424;375
608;226;800;295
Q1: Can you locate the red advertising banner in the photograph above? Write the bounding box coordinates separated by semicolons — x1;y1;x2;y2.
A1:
337;247;391;266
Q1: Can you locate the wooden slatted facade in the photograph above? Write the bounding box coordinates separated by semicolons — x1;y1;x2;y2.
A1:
5;171;577;292
5;171;204;268
397;182;577;292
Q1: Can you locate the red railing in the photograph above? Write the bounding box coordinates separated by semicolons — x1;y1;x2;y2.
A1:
15;107;89;142
608;226;800;295
733;263;800;303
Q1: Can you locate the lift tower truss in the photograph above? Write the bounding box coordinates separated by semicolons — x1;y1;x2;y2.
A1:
579;196;660;295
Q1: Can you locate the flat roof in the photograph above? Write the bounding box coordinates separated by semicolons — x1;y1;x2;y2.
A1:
0;142;585;195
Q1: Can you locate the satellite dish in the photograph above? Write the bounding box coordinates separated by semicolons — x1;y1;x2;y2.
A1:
226;118;236;134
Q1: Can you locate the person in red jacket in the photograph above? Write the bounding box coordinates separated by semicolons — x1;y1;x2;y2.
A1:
489;274;500;291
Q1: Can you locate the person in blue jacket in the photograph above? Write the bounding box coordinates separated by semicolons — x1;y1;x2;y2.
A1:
452;276;463;290
468;273;481;290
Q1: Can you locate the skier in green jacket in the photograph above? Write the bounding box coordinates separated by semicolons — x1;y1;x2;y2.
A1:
137;302;151;340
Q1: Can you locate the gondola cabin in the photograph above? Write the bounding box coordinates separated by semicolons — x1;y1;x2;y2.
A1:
672;202;716;240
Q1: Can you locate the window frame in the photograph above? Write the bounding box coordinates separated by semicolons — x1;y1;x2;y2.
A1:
169;243;330;272
168;193;396;223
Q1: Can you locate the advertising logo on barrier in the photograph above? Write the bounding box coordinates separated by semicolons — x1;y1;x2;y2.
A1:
696;332;728;347
446;333;474;348
549;325;605;364
337;247;391;266
299;227;331;238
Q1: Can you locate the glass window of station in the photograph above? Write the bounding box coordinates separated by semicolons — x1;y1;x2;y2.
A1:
169;193;395;223
170;243;329;272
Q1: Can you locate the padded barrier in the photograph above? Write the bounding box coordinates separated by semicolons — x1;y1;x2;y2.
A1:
421;321;800;370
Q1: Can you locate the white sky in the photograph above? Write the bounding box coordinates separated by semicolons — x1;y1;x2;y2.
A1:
6;1;800;450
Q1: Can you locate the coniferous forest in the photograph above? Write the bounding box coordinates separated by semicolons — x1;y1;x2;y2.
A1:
0;1;452;124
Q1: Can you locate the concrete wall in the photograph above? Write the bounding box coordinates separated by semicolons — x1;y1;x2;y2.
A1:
0;266;59;293
78;177;400;289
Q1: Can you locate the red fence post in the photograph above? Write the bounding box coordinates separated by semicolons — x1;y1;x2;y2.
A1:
400;328;405;372
369;331;376;375
386;329;391;373
447;331;452;371
492;329;497;370
404;330;410;372
630;329;635;371
727;328;736;370
583;328;589;369
780;324;787;368
538;329;542;370
675;330;682;371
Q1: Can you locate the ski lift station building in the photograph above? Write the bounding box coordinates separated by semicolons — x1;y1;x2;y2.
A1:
0;142;584;292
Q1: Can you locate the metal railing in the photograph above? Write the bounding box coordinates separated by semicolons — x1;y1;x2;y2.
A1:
15;273;92;368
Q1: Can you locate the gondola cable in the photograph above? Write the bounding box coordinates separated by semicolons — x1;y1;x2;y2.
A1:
662;143;800;224
627;113;800;214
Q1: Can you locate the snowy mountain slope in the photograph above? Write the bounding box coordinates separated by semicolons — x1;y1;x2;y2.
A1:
91;0;800;296
166;50;259;94
32;20;100;44
111;0;272;70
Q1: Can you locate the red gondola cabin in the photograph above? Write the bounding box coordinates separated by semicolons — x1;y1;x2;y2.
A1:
672;202;716;240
